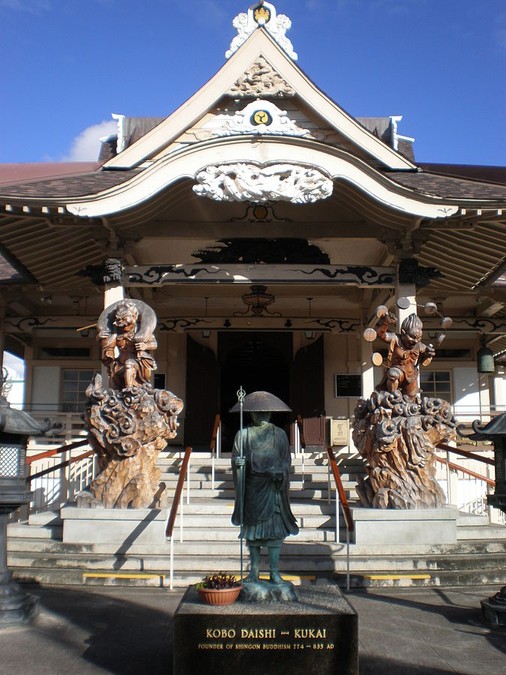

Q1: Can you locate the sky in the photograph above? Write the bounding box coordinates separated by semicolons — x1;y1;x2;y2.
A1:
0;0;505;167
2;351;25;407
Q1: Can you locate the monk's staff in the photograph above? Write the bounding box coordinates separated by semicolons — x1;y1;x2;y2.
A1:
237;385;246;582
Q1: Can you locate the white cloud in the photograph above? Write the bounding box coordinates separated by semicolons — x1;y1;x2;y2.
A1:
61;120;117;162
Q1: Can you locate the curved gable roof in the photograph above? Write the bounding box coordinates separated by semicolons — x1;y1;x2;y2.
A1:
103;27;415;172
66;138;455;220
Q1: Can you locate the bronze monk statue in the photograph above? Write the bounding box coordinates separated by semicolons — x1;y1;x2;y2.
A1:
231;391;298;591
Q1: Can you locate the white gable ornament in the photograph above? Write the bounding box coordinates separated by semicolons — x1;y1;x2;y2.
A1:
202;100;311;138
193;162;333;204
227;56;295;98
226;1;298;61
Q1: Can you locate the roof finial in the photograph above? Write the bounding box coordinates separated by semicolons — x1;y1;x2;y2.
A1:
253;1;270;26
226;2;298;61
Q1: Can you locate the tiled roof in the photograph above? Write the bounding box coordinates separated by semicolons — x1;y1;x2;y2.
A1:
356;117;392;144
0;169;139;200
388;170;506;200
98;139;117;163
0;162;100;186
123;117;164;146
356;118;415;162
0;164;505;206
418;163;506;185
397;139;415;163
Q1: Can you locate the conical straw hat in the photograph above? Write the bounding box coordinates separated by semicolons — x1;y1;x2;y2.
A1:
230;390;291;412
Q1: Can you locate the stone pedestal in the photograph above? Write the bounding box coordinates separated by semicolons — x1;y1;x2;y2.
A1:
61;506;167;545
351;507;458;545
0;513;39;626
481;590;506;629
0;572;39;627
173;585;358;675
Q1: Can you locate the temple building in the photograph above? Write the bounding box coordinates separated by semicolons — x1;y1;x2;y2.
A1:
1;0;506;454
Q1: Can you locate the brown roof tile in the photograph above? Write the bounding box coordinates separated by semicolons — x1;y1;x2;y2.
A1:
387;170;506;200
1;163;505;207
418;164;506;185
0;162;100;186
0;169;140;200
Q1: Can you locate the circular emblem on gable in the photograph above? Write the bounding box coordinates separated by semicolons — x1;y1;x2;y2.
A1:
252;204;269;220
253;4;271;25
251;110;272;126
